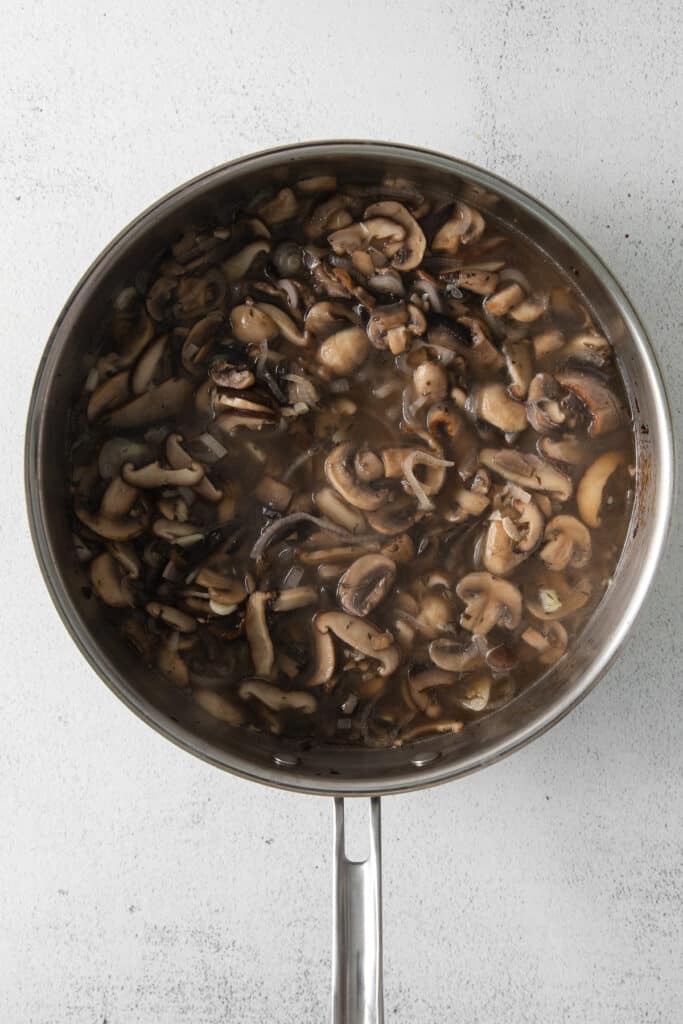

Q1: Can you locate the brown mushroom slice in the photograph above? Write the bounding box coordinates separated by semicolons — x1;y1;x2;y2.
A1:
470;383;528;433
328;217;407;256
151;519;204;546
456;572;522;635
105;378;193;429
527;572;592;621
305;193;355;239
121;460;204;489
522;622;568;665
408;669;457;718
526;373;567;433
194;688;245;726
254;302;306;346
99;475;139;518
457;674;492;712
448;484;491;523
253;475;292;513
325;442;389;511
397;719;464;744
559;331;612;368
426;403;480;481
304;300;358;340
456;316;505;374
158;640;190;687
229;303;279;344
540;515;592;571
165;434;222;503
502;338;533;399
298;545;374;566
315;612;400;677
555;371;626;436
131;335;169;395
245;591;276;679
337;554;397;616
317;326;369;376
181;313;225;376
431;202;484;254
109;541;141;580
75;504;147;542
315;487;366;533
173;270;226;321
112;287;156;366
412;361;448;401
577;450;628;528
363;201;426;270
271;587;318;612
239;679;317;714
532;328;565;360
87;370;130;422
146;601;197;633
249;512;351;560
215;412;276;433
222;241;270;283
90;551;134;608
297;174;337;193
428;636;486;672
380;533;415;564
254;187;298;226
367;498;423;536
480;448;573;501
482;519;526;576
538;434;593;466
508;294;547;322
486;282;525;317
307;622;337;688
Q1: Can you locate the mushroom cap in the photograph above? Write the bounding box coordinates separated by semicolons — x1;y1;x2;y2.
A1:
317;326;369;376
526;373;567;433
480;448;573;501
577;450;628;527
456;571;523;635
540;515;592;571
555;370;626;437
325;442;389;511
364;201;426;270
315;611;400;676
337;554;397;616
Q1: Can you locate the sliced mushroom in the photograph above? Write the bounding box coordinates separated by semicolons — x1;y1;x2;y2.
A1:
317;326;369;376
456;572;522;635
305;193;355;239
366;301;426;353
99;475;139;518
502;338;533;399
158;640;190;687
527;571;592;621
146;601;197;633
314;487;366;533
457;674;492;711
559;331;612;368
526;373;567;433
380;533;415;564
429;636;486;672
325;442;389;510
194;689;245;726
245;591;275;678
131;335;168;395
457;316;505;374
364;201;426;270
74;505;147;542
90;551;134;607
307;622;337;688
271;587;318;612
426;403;480;480
432;202;485;254
328;217;406;257
104;378;193;429
304;300;358;340
229;303;279;344
315;612;400;676
254;475;293;513
255;302;306;346
470;383;528;433
121;460;204;489
486;282;525;317
521;621;568;665
408;668;457;718
254;187;298;225
577;450;628;528
555;371;626;436
223;241;270;283
538;434;593;466
480;448;573;501
87;370;130;422
337;554;397;616
412;361;448;401
239;679;316;714
165;434;222;503
367;498;423;535
540;515;591;571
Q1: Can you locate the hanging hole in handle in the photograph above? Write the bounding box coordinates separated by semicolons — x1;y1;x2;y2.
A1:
341;799;372;863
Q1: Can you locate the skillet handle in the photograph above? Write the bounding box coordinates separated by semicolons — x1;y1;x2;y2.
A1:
331;797;384;1024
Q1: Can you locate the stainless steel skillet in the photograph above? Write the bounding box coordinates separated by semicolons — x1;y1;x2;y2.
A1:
25;141;674;1023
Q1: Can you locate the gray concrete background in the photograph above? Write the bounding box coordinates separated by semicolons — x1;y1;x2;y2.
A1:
2;1;681;1021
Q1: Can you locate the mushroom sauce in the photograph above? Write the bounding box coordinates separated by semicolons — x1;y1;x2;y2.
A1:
69;175;635;748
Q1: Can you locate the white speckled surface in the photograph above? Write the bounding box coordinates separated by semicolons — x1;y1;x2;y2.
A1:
2;2;682;1021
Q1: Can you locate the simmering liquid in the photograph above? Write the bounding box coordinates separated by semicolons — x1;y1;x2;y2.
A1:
69;174;635;747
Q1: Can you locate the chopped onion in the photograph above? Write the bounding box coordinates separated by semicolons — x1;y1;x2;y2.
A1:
197;432;227;461
250;512;350;560
402;451;455;511
412;278;444;313
282;565;304;589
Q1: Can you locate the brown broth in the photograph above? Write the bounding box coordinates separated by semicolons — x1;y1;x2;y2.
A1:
69;177;635;748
